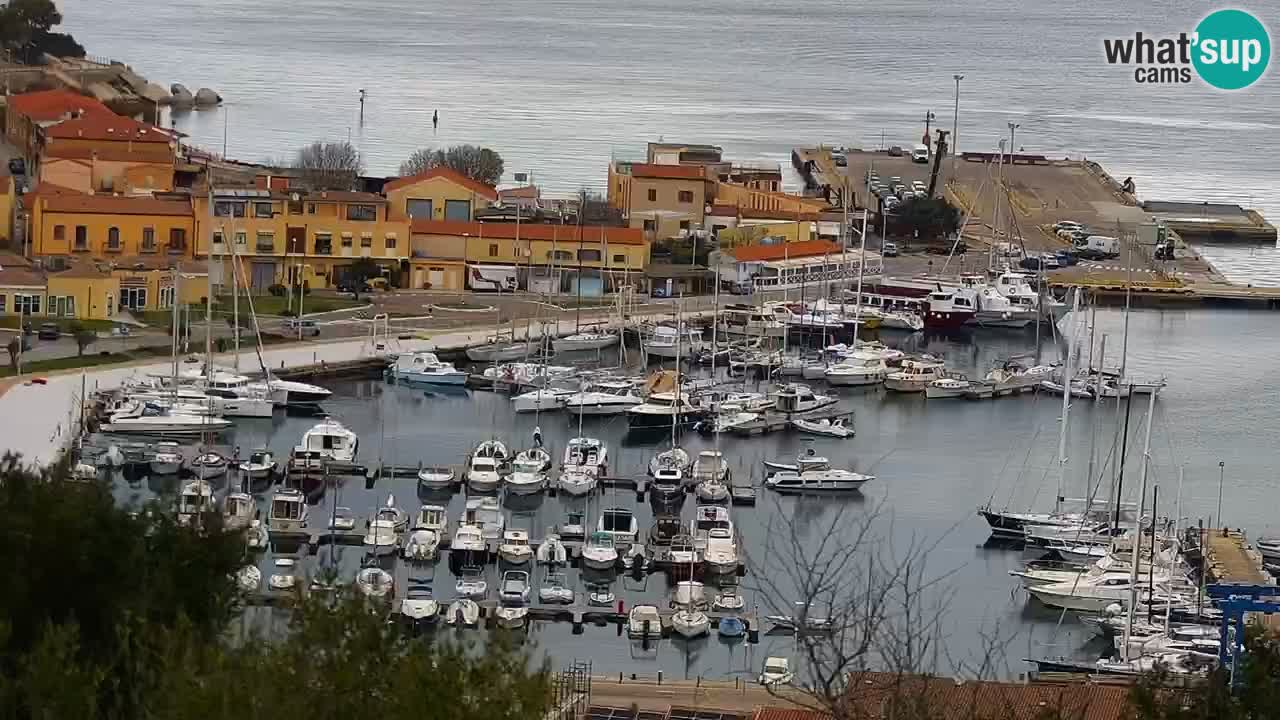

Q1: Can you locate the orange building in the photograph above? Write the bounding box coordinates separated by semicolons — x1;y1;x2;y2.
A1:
41;112;176;159
28;192;194;257
4;89;113;161
383;167;497;222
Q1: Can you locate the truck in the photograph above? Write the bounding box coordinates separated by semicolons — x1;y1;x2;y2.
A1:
466;264;519;292
1077;235;1120;258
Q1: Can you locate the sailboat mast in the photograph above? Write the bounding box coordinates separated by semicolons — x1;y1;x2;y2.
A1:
1086;334;1106;498
204;183;214;384
170;265;180;398
1054;290;1079;513
854;209;868;343
1122;390;1158;659
231;220;240;372
710;273;719;378
671;294;682;450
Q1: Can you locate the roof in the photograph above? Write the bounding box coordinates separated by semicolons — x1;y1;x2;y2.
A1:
43;144;175;164
44;114;172;144
383;167;498;199
0;264;45;287
50;265;113;280
643;263;715;278
303;190;387;204
107;256;208;273
708;204;821;222
39;194;192;217
6;89;112;122
411;219;646;245
729;240;843;262
629;163;708;181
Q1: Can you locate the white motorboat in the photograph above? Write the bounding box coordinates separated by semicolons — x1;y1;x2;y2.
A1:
691;450;729;484
268;558;296;591
648;446;690;475
499;569;531;604
498;530;534;564
650;465;684;498
267;488;308;533
416;466;455;490
627;391;701;430
300;419;359;462
412;503;448;534
859;306;924;331
149;442;183;475
506;455;548;494
261;376;331;406
374;493;409;533
1025;572;1154;612
924;377;972;399
236;564;261;592
984;361;1055;393
222;491;255;531
539;573;576;604
465;455;503;493
792;416;854;438
400;584;439;623
643;324;704;360
363;519;400;557
537;533;568;565
194;372;275;418
597;507;639;547
473;439;510;463
713;587;746;611
355;566;394;599
763;451;830;473
446;598;480;626
703;526;740;575
671;580;708;610
695;478;730;503
238;449;277;480
627;604;663;638
329;506;357;532
884;359;947;393
455;565;488;599
466;340;535;363
967;280;1038;328
588;586;616;607
718;304;787;338
1039;379;1094;399
451;525;487;558
581;531;619;570
403;529;440;561
701;410;760;434
774;384;838;415
177;479;214;525
511;388;570;413
189;451;228;478
494;605;529;629
824;351;888;386
246;520;269;551
671;607;710;638
457;499;500;543
390;351;467;385
759;657;795;686
483;362;575;387
554;331;619;352
564;380;643;416
765;469;873;493
557;468;598;496
562;437;607;476
101;401;233;435
557;512;587;541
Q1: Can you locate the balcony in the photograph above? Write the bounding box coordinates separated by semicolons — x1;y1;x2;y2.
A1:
166;243;187;255
255;242;276;253
314;243;333;256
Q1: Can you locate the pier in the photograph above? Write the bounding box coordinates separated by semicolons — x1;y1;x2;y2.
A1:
1200;529;1279;633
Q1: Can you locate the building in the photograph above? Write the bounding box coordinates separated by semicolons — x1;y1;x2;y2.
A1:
0;176;14;246
40;112;176;163
39;144;177;195
710;238;880;294
0;258;46;320
715;182;829;216
4;89;113;161
27;192;195;257
383;167;498;222
409;219;648;295
45;264;119;321
607;162;714;240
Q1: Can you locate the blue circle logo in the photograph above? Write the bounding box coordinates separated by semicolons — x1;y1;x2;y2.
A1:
1193;9;1271;90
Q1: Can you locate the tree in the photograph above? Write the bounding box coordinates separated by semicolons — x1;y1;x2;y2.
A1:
73;326;96;356
399;144;503;186
345;257;380;300
0;0;83;63
1131;633;1280;720
894;196;962;242
294;141;363;190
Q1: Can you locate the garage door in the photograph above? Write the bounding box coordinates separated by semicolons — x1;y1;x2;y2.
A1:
428;269;444;288
251;262;276;290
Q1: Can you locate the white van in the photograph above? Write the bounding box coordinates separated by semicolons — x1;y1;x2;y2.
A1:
1083;235;1120;257
911;144;930;163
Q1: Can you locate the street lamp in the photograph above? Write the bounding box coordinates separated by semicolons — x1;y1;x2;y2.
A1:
951;75;964;175
1008;122;1021;154
1216;460;1225;531
923;110;936;144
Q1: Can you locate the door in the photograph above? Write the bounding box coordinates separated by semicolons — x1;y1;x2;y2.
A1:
251;262;276;290
428;269;444;288
286;226;306;254
444;199;470;221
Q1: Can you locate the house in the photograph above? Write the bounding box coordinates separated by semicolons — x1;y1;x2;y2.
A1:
383;167;498;222
45;264;119;321
4;89;113;161
710;239;879;294
0;176;14;246
40;144;177;195
409;219;648;295
607;162;714;240
27;192;195;258
40;113;176;162
715;182;829;216
0;260;47;320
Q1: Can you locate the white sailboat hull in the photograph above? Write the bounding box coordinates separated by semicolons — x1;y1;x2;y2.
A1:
554;334;618;352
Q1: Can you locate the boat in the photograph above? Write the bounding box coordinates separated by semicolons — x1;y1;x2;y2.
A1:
691;450;729;484
884;359;947;393
627;604;663;639
403;528;440;561
539;572;576;604
465;455;503;493
858;306;923;331
668;533;699;571
473;438;510;463
194;372;275;417
557;512;587;541
400;584;439;623
1038;379;1094;399
177;479;213;525
713;587;746;611
461;497;504;541
699;410;761;435
718;304;786;338
671;607;710;638
774;384;838;415
506;452;548;494
671;580;708;610
450;524;487;557
101;401;233;435
511;388;570;413
563;380;643;416
260;376;331;406
482;362;574;387
498;530;534;564
222;491;255;531
765;469;873;493
188;451;228;478
390;351;467;385
236;564;261;592
454;567;488;599
924;377;972;399
1025;572;1155;613
557;468;598;496
446;598;480;626
588;585;616;606
238;449;277;480
563;437;608;475
300;419;359;462
363;519;400;557
412;504;448;535
329;506;357;532
416;466;455;491
246;520;269;551
922;286;978;329
268;558;296;590
494;605;529;629
759;657;794;686
824;351;888;387
643;324;704;360
374;493;408;532
718;615;746;639
792;416;854;438
965;278;1037;328
149;442;183;475
268;488;308;533
597;507;639;547
650;465;685;499
499;569;531;604
649;446;690;475
695;478;730;503
983;361;1055;393
466;340;534;363
536;532;567;565
355;566;394;599
581;531;619;570
763;450;830;473
627;391;702;430
554;331;618;352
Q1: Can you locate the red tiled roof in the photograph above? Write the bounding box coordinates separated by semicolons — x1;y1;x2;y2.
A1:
708;204;821;221
0;265;45;287
39;194;192;217
43;144;175;164
383;166;498;199
44;114;172;144
411;219;645;245
7;89;112;122
629;163;707;180
26;182;88;199
730;239;842;262
304;190;387;203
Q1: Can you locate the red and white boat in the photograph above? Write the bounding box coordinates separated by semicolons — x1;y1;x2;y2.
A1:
922;287;977;329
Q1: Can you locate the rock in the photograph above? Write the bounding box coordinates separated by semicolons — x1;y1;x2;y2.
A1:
169;83;194;107
143;82;173;105
194;87;222;107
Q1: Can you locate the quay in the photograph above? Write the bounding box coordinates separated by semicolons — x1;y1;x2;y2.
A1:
1200;529;1279;633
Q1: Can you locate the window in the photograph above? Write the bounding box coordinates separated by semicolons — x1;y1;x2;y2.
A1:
384;234;397;250
212;230;225;247
159;286;175;308
235;231;247;246
53;225;65;241
15;294;39;315
643;219;656;233
340;235;353;248
444;199;471;221
679;220;691;231
169;228;187;252
578;248;602;262
346;204;377;221
548;250;573;262
613;253;626;263
406;198;433;219
360;235;373;248
254;202;273;218
647;189;657;202
119;288;146;310
142;227;156;252
214;201;246;217
0;295;4;313
307;203;316;214
678;190;693;203
256;232;274;252
488;243;498;257
49;295;75;318
314;233;333;255
74;226;87;250
288;198;303;215
107;227;121;251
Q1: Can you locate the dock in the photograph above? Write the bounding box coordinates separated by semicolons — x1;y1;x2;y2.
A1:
1201;529;1279;633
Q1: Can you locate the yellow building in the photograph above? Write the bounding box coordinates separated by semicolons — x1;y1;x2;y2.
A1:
0;176;13;246
383;167;498;222
607;162;713;240
714;182;829;215
716;221;823;249
0;260;46;321
28;192;195;258
108;258;207;313
40;145;176;195
45;266;119;321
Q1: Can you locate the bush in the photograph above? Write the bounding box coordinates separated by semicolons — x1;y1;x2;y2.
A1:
267;284;286;297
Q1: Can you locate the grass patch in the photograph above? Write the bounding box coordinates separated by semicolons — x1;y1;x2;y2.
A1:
216;294;363;317
0;351;135;377
0;317;124;333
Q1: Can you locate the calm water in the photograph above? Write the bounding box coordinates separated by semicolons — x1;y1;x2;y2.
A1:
103;306;1280;678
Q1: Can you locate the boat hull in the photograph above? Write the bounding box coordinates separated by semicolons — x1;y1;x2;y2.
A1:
394;370;468;386
884;378;928;392
566;401;638;416
627;410;702;430
825;371;884;386
923;308;975;330
554;336;618;352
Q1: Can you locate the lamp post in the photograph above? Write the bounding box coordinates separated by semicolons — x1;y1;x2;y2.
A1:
923;110;936;145
1008;122;1021;154
951;74;964;175
1216;460;1225;531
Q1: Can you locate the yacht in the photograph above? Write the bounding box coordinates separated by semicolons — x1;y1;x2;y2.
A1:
922;287;978;329
554;331;618;352
765;468;874;493
101;401;233;436
506;450;549;494
511;388;570;413
268;487;308;533
390;351;467;385
562;437;608;475
563;380;643;416
498;530;534;564
992;270;1067;322
968;282;1037;329
461;496;504;541
222;491;255;531
703;524;740;576
465;455;503;493
626;391;702;430
648;446;690;475
195;372;275;417
884;359;947;393
177;479;214;525
299;419;359;463
718;304;786;338
774;384;838;415
824;351;888;386
691;450;730;484
450;525;488;556
1025;572;1160;613
643;324;704;360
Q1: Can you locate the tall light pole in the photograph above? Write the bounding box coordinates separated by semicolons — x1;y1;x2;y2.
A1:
1008;122;1021;155
951;75;964;175
1216;460;1225;531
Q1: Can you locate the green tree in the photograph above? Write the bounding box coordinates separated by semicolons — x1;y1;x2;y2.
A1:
73;326;96;356
400;144;503;186
894;196;962;241
345;257;381;299
0;0;83;62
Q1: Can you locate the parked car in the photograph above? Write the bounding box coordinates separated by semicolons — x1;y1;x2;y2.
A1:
1154;242;1175;260
1054;250;1080;266
887;146;904;157
911;144;930;163
37;322;60;340
1053;220;1085;233
8;157;26;176
337;280;372;294
911;180;927;192
881;242;899;257
832;153;847;167
285;319;321;337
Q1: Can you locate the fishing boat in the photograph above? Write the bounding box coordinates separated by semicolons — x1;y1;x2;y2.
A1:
189;451;229;478
774;384;838;415
238;449;277;480
222;492;255;531
499;569;531;604
554;331;618;352
703;525;739;575
416;466;455;491
177;479;214;525
597;507;639;547
299;419;359;462
461;496;504;541
390;351;467;385
557;511;587;541
498;530;534;564
149;442;183;475
922;287;978;329
450;525;487;557
411;503;448;535
792;417;854;438
765;469;873;493
691;450;729;484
